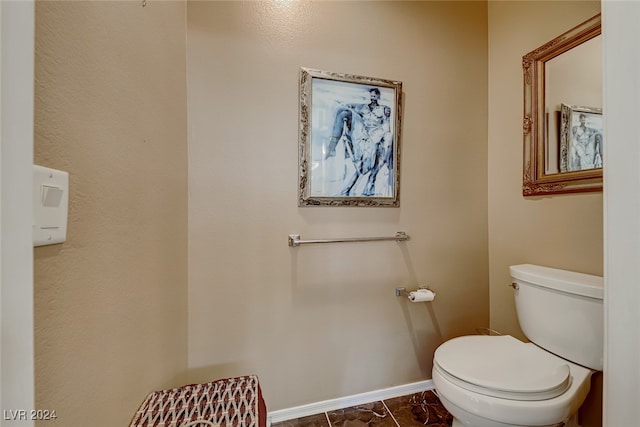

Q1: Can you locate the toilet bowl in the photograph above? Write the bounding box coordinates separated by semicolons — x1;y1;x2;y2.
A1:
432;264;603;427
432;335;593;427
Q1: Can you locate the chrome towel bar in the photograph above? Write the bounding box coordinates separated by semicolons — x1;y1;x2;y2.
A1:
288;231;409;247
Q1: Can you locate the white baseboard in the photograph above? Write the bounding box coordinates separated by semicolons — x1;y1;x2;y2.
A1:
267;380;434;424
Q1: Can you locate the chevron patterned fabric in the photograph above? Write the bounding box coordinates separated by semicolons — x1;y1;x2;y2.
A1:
130;375;267;427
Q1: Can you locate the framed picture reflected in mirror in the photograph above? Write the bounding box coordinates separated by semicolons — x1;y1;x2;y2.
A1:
559;104;603;173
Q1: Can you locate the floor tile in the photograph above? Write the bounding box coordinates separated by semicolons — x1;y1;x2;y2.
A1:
271;413;330;427
272;391;453;427
327;401;398;427
384;391;452;426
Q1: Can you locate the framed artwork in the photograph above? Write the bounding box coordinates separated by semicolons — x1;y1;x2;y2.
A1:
560;103;603;172
298;67;402;207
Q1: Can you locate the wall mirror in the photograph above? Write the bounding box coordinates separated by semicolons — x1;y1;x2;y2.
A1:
522;14;602;196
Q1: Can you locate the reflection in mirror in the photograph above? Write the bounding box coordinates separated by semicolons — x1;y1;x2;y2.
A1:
545;36;602;174
522;14;602;196
559;103;602;173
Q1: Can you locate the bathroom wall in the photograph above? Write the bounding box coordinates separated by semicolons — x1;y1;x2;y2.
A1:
187;1;489;411
487;1;603;425
31;0;604;423
487;0;602;338
489;1;603;348
33;1;188;426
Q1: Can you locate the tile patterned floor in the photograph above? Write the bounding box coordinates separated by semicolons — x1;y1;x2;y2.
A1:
271;390;453;427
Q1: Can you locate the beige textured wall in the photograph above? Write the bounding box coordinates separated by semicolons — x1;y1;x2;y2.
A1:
33;1;188;426
31;0;602;423
488;0;602;339
187;1;489;411
488;1;602;425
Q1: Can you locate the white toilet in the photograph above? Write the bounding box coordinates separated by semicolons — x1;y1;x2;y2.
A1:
432;264;603;427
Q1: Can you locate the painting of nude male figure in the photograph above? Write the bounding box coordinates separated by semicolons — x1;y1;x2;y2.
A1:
560;104;603;173
298;68;402;207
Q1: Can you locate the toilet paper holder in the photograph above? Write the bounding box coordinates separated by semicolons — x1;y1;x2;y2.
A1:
395;285;436;297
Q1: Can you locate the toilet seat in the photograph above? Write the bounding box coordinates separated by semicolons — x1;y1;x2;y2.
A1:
434;335;571;401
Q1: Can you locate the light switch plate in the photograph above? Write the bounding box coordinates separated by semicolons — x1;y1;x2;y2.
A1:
33;165;69;246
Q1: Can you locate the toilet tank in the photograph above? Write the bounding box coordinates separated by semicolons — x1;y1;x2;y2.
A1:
510;264;603;371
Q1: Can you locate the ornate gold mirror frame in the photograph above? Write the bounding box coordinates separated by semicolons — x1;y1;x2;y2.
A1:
522;14;602;196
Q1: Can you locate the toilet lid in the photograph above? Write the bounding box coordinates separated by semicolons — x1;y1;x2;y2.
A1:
434;335;571;400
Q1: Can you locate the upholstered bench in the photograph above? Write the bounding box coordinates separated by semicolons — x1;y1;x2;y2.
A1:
129;375;267;427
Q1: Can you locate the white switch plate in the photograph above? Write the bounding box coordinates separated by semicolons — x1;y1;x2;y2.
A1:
33;165;69;246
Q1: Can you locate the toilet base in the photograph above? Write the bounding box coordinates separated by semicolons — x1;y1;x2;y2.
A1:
439;393;514;427
441;393;579;427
